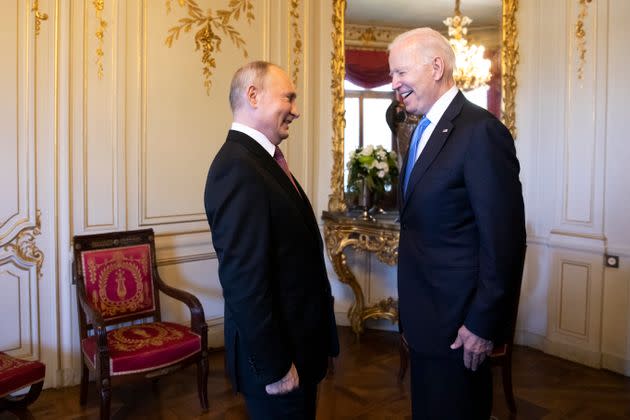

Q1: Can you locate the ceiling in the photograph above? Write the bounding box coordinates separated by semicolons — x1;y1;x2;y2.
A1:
345;0;502;29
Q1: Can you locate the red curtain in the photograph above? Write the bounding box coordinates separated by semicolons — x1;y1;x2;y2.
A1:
345;49;391;89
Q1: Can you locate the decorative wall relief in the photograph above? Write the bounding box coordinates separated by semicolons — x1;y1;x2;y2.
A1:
3;210;44;279
93;0;107;80
289;0;302;86
345;23;397;49
31;0;48;37
165;0;255;94
576;0;592;80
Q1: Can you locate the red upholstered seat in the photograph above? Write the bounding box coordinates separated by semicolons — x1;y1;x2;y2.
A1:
0;352;45;409
81;322;201;375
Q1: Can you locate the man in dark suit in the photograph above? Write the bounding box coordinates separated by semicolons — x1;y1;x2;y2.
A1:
389;28;526;419
204;61;339;419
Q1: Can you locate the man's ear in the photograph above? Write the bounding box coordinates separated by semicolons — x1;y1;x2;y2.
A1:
432;56;445;81
246;85;258;107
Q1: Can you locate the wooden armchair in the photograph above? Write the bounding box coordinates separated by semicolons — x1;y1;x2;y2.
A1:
72;228;208;419
0;352;45;411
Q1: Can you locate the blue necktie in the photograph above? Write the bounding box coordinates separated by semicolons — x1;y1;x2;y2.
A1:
403;116;431;196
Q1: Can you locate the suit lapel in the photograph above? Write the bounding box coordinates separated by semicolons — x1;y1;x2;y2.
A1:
401;92;466;216
228;131;319;238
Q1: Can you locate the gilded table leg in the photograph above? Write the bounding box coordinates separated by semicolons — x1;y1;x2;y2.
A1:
330;249;365;337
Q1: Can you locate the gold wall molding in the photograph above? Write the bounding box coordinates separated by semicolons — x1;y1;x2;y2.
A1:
3;210;44;279
328;0;346;212
92;0;107;79
576;0;593;80
32;0;48;37
165;0;255;95
289;0;302;86
328;0;520;211
501;0;519;138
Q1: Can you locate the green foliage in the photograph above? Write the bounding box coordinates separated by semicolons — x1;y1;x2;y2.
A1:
347;145;399;194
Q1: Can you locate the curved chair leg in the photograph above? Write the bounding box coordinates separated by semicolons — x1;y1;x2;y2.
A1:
501;354;517;414
1;381;44;410
79;361;89;405
197;354;209;410
398;335;409;383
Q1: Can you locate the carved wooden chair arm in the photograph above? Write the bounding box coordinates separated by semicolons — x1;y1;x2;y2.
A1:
155;274;207;336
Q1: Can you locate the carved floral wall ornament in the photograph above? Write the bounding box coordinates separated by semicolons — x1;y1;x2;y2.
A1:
576;0;592;80
31;0;48;37
165;0;255;94
93;0;107;80
4;210;44;279
345;24;399;50
289;0;302;86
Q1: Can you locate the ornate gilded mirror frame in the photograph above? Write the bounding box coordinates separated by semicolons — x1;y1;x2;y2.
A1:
327;0;519;212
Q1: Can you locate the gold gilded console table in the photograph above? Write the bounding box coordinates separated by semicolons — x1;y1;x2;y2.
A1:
322;211;400;337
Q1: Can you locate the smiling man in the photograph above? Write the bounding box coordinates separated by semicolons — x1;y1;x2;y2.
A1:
389;28;526;419
204;61;339;419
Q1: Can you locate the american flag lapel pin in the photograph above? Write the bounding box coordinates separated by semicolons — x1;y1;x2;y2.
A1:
442;128;449;133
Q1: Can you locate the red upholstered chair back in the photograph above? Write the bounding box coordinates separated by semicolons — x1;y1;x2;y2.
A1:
73;230;161;326
79;244;155;322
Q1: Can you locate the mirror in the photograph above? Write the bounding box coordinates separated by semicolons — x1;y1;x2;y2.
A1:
327;0;519;212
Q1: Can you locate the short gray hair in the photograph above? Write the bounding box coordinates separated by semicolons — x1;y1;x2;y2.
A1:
229;61;276;113
389;28;455;77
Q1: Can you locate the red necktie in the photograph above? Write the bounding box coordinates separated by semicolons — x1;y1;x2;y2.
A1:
274;147;299;194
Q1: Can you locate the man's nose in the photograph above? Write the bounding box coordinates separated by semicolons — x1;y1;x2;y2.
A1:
291;103;300;119
391;76;400;90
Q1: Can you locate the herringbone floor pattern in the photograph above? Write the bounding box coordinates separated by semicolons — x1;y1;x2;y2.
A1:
3;326;630;419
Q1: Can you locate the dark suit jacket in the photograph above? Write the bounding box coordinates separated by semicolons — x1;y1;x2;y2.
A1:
204;130;339;395
398;91;526;358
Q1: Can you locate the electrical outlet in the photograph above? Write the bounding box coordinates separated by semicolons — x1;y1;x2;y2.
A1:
605;254;619;268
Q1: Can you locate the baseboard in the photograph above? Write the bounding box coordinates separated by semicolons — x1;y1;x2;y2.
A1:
542;339;602;369
602;352;630;376
335;311;350;327
514;329;546;351
206;316;224;348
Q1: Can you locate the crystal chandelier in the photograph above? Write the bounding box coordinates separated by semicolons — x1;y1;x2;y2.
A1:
443;0;492;91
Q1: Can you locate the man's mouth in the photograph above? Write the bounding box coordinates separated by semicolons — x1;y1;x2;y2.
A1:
401;90;413;99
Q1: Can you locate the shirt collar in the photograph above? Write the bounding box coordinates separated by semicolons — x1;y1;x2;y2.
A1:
231;122;276;157
425;85;459;125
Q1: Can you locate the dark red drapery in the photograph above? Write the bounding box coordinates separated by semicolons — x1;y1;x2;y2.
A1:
345;49;391;89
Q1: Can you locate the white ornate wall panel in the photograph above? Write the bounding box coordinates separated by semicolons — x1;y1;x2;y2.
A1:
0;0;50;370
517;0;630;375
70;0;314;239
0;260;39;359
546;251;603;367
0;1;38;247
600;0;630;376
552;0;606;239
71;0;125;232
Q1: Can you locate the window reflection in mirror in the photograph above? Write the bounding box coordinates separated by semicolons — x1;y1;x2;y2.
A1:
343;80;395;189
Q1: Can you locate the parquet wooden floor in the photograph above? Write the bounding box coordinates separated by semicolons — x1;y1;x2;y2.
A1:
2;326;630;419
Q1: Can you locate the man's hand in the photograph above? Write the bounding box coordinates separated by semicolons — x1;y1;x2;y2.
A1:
265;363;299;395
450;325;493;371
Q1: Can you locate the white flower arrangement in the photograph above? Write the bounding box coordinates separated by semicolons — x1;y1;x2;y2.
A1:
346;145;399;194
